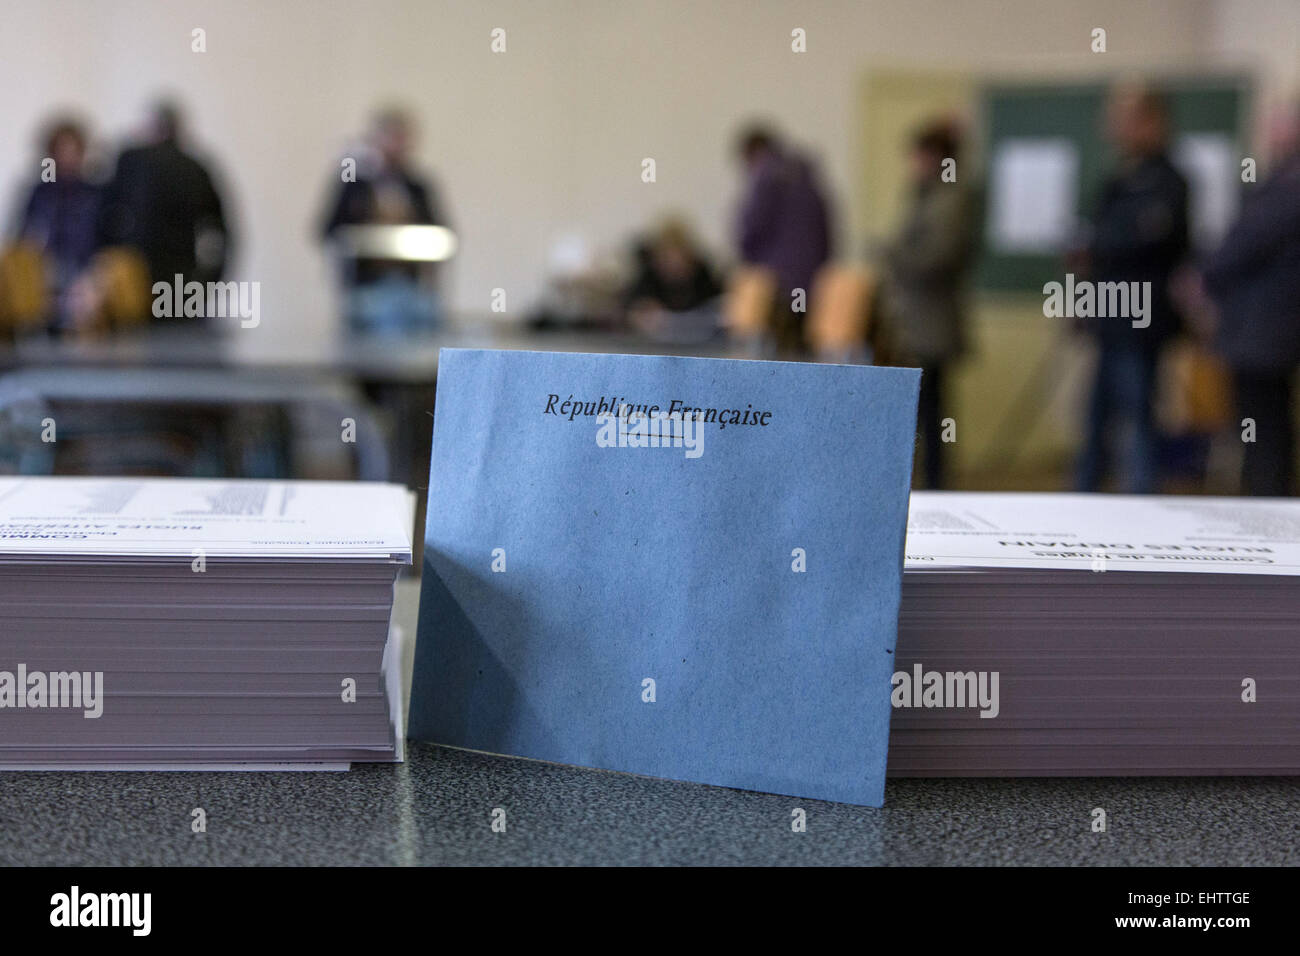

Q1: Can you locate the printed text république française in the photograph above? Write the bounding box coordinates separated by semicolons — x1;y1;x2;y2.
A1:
544;394;773;428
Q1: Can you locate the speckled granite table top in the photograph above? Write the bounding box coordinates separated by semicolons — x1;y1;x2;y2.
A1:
2;746;1297;866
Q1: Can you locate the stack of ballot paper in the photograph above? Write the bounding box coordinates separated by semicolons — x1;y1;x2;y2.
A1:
891;491;1300;777
0;477;412;769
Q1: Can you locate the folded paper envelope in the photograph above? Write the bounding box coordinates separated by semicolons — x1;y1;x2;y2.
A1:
410;348;920;806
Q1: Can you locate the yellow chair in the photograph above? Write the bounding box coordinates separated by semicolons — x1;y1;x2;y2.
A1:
807;264;875;356
1159;339;1234;435
722;265;777;339
94;247;152;331
0;241;50;333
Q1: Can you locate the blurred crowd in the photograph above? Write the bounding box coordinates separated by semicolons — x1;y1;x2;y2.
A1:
6;102;230;336
4;85;1299;496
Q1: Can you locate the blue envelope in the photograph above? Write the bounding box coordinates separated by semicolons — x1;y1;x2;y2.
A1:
410;349;920;806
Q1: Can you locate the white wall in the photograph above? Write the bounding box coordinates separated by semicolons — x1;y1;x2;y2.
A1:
1208;0;1300;148
2;0;1287;341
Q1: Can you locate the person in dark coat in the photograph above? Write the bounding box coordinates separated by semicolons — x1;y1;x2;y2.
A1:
320;108;448;334
734;125;833;354
623;217;723;343
1203;107;1300;496
625;218;720;312
880;119;980;489
13;117;101;331
1075;85;1190;494
97;101;232;292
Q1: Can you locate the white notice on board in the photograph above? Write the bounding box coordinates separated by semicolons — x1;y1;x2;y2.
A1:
987;138;1080;254
1174;132;1239;250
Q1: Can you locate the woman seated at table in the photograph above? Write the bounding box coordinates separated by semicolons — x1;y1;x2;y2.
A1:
622;216;723;344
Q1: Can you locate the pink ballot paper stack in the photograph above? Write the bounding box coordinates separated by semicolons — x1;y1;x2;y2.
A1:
0;477;412;769
891;492;1300;776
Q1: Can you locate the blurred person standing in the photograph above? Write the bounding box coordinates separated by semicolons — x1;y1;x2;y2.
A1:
878;119;979;489
733;125;833;354
1202;104;1300;496
11;116;101;332
97;101;232;300
1075;85;1189;494
320;107;449;335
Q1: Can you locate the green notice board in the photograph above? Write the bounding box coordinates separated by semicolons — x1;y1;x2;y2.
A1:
977;78;1249;293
